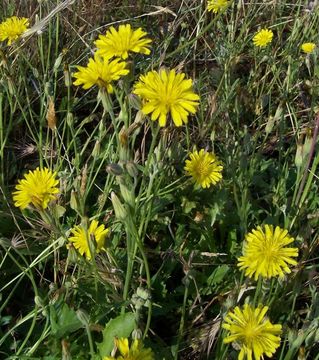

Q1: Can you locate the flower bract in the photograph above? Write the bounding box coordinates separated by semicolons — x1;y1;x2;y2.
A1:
238;225;299;280
133;69;199;127
252;29;273;48
207;0;230;13
73;54;129;92
68;219;109;260
12;167;59;210
95;24;152;60
184;149;223;188
104;338;154;360
0;16;29;45
301;42;316;54
223;304;282;360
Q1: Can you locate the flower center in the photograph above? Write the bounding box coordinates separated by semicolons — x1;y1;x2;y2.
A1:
195;161;209;179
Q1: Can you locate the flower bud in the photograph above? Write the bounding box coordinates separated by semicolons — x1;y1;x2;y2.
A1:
120;183;135;208
106;163;123;176
111;192;127;220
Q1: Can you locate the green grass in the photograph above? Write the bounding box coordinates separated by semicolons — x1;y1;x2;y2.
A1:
0;0;319;359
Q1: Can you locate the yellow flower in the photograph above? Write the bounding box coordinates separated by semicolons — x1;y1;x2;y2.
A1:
95;24;152;60
184;149;223;188
68;220;109;260
104;338;154;360
0;16;29;45
252;29;273;48
207;0;230;13
238;225;299;280
223;304;282;360
12;167;59;210
133;69;199;127
73;54;129;92
301;42;316;54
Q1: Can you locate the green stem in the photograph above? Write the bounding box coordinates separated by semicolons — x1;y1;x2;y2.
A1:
174;278;189;360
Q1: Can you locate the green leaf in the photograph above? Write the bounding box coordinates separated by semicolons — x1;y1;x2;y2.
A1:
97;313;135;357
206;264;229;292
50;303;83;339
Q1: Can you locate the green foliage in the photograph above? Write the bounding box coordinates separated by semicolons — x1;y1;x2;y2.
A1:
97;313;135;357
0;0;319;359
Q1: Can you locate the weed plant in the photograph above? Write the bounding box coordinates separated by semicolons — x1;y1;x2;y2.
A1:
0;0;319;359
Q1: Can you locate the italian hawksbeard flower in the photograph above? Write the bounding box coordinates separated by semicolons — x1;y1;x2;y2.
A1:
68;220;109;260
252;29;273;48
0;16;29;45
184;149;223;188
104;338;154;360
12;167;59;210
133;69;199;127
73;54;129;92
301;42;316;54
238;225;299;280
223;304;282;360
95;24;152;60
207;0;230;13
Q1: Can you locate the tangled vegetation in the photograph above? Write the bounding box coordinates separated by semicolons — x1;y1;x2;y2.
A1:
0;1;319;359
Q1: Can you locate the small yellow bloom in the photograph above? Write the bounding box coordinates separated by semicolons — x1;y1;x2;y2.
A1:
0;16;29;45
223;304;282;360
238;225;299;280
184;149;223;188
301;42;316;54
133;69;199;127
73;54;129;92
68;220;109;260
12;167;59;210
207;0;230;13
252;29;273;48
95;24;152;60
104;338;154;360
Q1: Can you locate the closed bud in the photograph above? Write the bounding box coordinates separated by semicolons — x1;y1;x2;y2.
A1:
106;163;123;176
127;93;141;110
111;192;127;220
64;65;72;87
7;77;14;95
126;162;138;178
70;190;79;211
53;53;63;71
120;183;135;208
92;140;100;158
134;110;145;124
118;106;128;123
132;328;143;340
66;112;74;127
98;88;112;112
76;309;89;327
119;127;128;147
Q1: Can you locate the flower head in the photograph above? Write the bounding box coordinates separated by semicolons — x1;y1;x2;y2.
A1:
95;24;152;60
133;69;199;127
223;304;282;360
12;167;59;210
252;29;273;48
207;0;230;13
68;219;109;260
238;225;299;280
301;42;316;54
73;54;129;92
0;16;29;45
184;149;223;188
104;338;154;360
